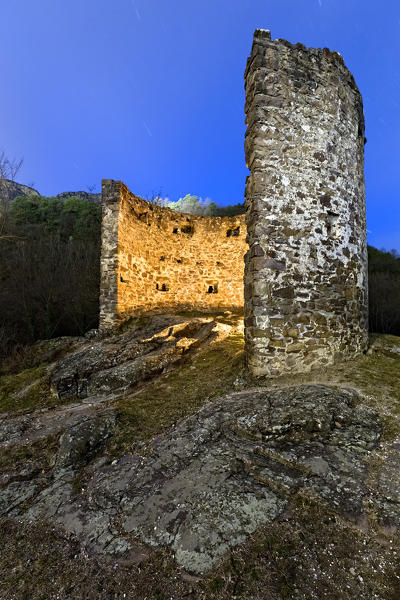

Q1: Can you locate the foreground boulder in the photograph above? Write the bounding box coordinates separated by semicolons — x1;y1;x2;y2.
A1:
51;316;218;399
54;410;116;470
3;384;394;575
116;385;381;572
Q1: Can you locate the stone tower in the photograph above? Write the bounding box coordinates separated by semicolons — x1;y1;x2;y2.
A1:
244;29;368;376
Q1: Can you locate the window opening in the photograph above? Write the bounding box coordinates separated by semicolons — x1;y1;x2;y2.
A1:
206;284;218;294
156;283;168;292
181;225;194;235
172;228;178;234
226;226;240;237
326;211;340;238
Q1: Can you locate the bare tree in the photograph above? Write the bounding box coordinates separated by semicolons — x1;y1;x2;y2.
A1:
0;151;23;181
144;188;166;207
0;151;24;237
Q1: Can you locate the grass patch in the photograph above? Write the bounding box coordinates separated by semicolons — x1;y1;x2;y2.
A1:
337;352;400;401
1;492;399;599
0;365;60;414
0;519;186;600
0;435;59;476
114;315;150;335
264;334;400;442
329;337;400;441
200;490;400;599
108;330;245;456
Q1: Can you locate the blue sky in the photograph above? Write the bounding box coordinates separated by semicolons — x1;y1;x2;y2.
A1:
1;0;399;250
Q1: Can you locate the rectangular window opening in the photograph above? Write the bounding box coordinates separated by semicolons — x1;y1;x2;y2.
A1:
206;284;218;294
326;211;340;238
156;282;169;292
226;226;240;237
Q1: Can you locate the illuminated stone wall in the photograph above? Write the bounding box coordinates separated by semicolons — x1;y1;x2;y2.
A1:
100;31;369;378
244;29;368;376
99;180;247;328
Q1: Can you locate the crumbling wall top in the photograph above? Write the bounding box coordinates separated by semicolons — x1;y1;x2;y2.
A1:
99;180;247;327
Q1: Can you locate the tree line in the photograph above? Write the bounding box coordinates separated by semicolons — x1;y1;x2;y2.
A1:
368;246;400;335
0;192;399;359
0;195;101;359
151;193;246;217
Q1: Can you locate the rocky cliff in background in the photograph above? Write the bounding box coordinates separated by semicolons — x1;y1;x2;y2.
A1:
0;179;40;202
56;190;101;203
0;179;101;203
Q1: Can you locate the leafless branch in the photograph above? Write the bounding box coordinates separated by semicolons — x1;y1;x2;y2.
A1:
0;151;24;181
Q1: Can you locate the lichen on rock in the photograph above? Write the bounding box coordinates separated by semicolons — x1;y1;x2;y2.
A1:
1;384;390;575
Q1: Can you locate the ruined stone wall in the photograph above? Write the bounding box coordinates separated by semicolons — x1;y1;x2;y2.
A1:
99;180;120;329
244;29;368;376
99;180;246;327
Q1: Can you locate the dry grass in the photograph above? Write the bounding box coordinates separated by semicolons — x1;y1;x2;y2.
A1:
0;365;57;414
1;324;400;598
1;491;399;600
0;435;59;477
108;324;245;456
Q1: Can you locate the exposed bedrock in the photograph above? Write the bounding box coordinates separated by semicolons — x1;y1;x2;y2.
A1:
51;316;218;400
3;385;397;575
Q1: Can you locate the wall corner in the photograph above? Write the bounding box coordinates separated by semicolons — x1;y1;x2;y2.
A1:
99;179;122;330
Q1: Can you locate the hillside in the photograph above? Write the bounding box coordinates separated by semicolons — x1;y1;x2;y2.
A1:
1;312;400;599
0;179;40;202
0;179;101;204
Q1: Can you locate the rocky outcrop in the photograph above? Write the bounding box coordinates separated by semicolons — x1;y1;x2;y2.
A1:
2;384;397;575
0;180;101;204
0;179;40;202
54;410;116;470
104;385;383;573
56;190;101;203
51;316;219;399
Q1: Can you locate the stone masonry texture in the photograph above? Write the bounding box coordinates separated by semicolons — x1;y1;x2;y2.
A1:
99;180;247;327
244;29;368;376
100;30;369;378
